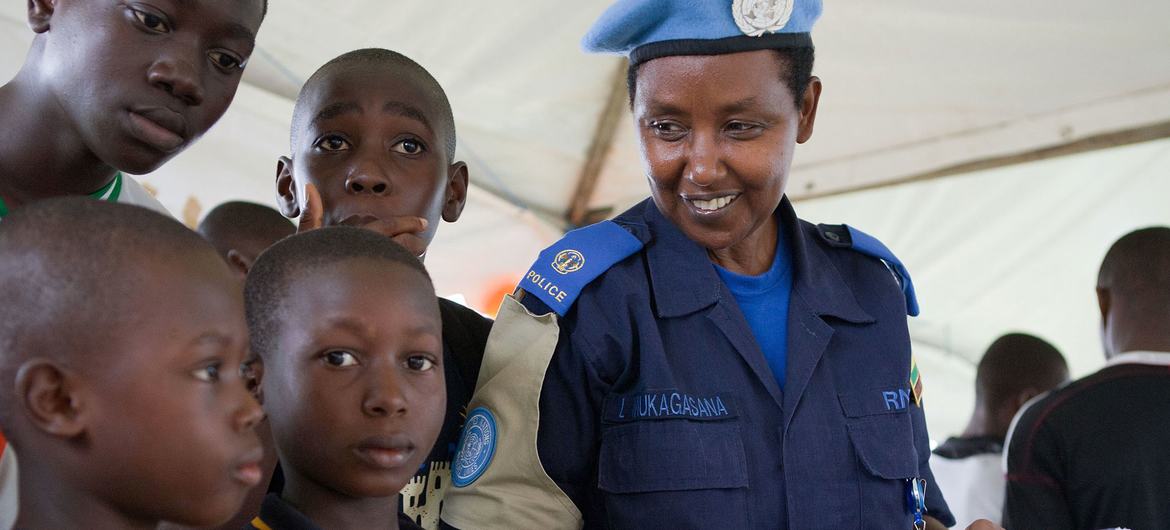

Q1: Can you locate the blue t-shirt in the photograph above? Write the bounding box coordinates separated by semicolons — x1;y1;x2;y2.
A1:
714;229;793;390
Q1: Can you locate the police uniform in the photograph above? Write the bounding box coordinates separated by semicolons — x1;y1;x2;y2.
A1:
441;198;954;529
440;1;953;528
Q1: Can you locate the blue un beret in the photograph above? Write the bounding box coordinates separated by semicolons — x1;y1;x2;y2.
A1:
583;0;821;66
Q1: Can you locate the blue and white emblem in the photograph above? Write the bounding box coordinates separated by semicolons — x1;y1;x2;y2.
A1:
452;407;497;488
552;249;585;275
732;0;795;37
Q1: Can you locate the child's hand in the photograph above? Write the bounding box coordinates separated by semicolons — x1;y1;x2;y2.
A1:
354;216;429;257
296;182;325;232
295;183;428;256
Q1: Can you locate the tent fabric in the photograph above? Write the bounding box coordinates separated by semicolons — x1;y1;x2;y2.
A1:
796;137;1170;439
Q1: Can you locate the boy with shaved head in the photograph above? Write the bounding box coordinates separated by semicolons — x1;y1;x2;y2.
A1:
0;1;269;521
0;198;264;529
0;0;268;219
199;200;296;277
185;200;294;530
275;49;490;529
244;227;446;530
932;333;1068;524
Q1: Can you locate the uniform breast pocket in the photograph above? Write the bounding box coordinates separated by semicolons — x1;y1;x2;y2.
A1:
839;389;919;528
597;420;749;529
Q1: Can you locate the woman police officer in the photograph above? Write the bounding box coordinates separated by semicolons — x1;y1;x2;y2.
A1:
442;1;979;528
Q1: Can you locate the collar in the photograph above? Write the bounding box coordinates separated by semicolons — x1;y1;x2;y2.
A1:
1105;350;1170;368
0;172;123;218
630;196;872;323
251;493;322;530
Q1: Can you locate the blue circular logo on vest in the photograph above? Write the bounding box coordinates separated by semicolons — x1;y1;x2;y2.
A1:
452;407;497;488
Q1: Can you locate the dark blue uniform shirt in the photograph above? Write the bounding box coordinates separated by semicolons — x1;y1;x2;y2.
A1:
529;197;953;529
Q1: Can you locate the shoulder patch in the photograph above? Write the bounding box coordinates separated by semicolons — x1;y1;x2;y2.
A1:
518;220;643;316
817;224;919;317
452;407;498;488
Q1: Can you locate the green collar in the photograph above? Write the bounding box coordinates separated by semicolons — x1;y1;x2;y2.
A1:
0;172;123;218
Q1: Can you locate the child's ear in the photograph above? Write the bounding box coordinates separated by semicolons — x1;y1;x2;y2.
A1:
27;0;55;34
15;359;88;438
226;249;254;276
243;356;265;405
275;156;300;219
441;161;469;223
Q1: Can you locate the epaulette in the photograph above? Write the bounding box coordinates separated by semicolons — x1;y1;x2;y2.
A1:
817;224;920;317
517;220;644;316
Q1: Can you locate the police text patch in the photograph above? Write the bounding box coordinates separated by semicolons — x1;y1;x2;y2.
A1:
520;220;642;316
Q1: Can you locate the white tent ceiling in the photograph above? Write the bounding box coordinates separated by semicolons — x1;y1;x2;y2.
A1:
2;1;1168;439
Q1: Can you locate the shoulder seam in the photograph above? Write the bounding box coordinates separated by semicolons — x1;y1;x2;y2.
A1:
1016;368;1150;474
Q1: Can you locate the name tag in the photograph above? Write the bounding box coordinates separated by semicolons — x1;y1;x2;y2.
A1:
603;391;736;423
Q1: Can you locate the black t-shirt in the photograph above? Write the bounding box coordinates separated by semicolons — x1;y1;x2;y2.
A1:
1003;362;1170;530
267;299;491;530
248;493;424;530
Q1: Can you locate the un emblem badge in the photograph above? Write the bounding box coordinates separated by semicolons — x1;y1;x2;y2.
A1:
551;249;585;275
731;0;794;37
452;407;497;488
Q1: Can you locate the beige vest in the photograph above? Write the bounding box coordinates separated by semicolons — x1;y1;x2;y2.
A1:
440;294;582;529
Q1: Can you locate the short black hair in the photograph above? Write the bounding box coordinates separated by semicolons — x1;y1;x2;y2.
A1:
1098;226;1170;318
0;198;220;426
627;47;816;108
975;333;1068;410
244;226;434;358
1098;226;1170;292
291;48;457;162
197;200;295;260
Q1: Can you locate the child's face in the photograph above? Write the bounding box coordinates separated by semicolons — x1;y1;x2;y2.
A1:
280;67;464;257
85;254;263;526
262;259;445;497
39;0;264;174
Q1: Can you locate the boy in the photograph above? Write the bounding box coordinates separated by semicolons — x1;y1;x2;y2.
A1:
191;200;295;530
0;198;264;530
0;1;269;520
0;0;267;219
199;201;297;277
244;226;446;530
275;49;490;528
